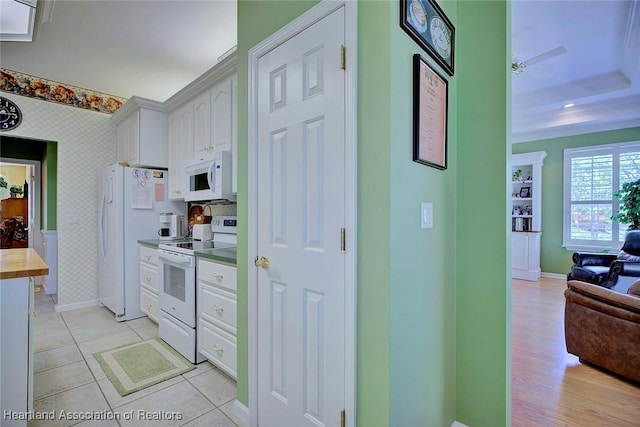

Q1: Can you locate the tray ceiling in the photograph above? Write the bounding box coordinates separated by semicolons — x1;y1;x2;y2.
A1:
0;0;638;143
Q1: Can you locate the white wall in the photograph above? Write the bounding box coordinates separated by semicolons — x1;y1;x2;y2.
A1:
2;93;116;306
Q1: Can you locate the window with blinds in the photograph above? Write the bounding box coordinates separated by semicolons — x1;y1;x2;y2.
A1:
563;141;640;251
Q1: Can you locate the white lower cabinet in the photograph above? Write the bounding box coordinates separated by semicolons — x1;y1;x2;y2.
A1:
1;276;34;426
512;232;541;281
197;258;237;379
139;245;160;322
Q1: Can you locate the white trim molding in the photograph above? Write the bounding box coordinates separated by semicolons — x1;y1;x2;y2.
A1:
541;272;568;280
55;299;100;313
247;1;357;426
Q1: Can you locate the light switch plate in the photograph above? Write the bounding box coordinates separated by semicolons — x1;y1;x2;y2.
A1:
421;202;433;229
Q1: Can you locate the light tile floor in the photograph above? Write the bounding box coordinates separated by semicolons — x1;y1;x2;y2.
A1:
29;287;245;427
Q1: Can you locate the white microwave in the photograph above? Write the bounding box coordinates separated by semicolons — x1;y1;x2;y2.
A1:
185;150;233;202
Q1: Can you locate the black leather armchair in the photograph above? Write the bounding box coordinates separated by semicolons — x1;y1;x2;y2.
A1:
568;230;640;294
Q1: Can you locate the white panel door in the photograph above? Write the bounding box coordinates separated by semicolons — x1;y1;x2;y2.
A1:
256;6;346;427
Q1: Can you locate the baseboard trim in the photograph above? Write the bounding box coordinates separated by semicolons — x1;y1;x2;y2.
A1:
55;299;100;313
541;272;567;280
233;399;249;424
452;421;470;427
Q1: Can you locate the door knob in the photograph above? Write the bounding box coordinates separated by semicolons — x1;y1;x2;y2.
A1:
254;256;270;269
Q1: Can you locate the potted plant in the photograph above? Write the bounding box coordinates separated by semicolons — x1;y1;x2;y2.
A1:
9;184;23;198
611;179;640;230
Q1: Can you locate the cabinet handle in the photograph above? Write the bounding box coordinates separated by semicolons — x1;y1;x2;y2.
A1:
213;304;224;314
213;273;224;280
213;344;224;354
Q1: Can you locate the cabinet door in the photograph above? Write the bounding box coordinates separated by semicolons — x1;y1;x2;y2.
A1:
231;74;237;193
126;111;141;166
116;120;128;164
193;91;212;161
211;77;233;153
167;104;193;200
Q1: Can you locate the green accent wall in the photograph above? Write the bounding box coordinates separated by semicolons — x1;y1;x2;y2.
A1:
236;1;510;425
388;0;456;424
0;136;57;229
357;1;393;424
456;1;510;426
512;126;640;275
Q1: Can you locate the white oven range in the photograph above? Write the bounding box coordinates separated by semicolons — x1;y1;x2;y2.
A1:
157;216;237;363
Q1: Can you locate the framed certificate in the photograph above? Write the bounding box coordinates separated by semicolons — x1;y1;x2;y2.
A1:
412;54;448;170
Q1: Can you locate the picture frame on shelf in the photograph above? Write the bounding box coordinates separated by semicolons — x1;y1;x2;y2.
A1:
400;0;455;76
412;54;448;170
519;187;531;198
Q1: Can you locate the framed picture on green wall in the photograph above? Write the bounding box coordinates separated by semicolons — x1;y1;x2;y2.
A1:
400;0;455;76
412;54;448;170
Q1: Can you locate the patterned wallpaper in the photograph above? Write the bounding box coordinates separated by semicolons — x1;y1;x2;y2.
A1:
1;92;115;307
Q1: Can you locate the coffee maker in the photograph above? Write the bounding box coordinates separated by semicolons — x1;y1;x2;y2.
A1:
158;213;184;240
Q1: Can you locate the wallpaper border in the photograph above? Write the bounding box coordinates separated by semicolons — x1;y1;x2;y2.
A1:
1;68;127;114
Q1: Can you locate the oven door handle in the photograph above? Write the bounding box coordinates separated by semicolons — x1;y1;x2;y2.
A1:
159;253;192;266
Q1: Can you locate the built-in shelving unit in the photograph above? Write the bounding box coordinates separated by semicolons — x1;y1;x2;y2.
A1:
512;151;546;281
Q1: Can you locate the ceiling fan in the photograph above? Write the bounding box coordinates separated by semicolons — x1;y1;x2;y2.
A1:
512;46;568;74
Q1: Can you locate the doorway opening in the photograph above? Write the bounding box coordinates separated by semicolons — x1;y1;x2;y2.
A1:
0;135;58;300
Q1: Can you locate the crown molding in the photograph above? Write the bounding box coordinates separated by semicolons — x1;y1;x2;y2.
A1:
164;51;237;112
110;96;166;124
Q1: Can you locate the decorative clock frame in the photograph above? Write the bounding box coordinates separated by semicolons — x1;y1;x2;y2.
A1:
0;96;23;131
400;0;455;76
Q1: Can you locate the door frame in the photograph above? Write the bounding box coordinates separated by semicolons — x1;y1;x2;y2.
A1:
247;1;358;425
0;157;41;252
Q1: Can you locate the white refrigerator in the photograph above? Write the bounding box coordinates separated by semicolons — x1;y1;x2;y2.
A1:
98;164;186;321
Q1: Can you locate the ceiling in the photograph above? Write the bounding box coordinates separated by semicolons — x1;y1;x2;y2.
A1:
0;0;237;102
511;0;640;143
0;1;638;143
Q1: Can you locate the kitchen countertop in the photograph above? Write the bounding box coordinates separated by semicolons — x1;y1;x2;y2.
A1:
195;247;237;265
138;239;236;265
0;248;49;280
138;239;161;248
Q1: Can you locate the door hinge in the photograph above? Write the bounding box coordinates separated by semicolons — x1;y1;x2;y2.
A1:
340;45;346;70
30;175;35;184
340;409;346;427
340;228;346;251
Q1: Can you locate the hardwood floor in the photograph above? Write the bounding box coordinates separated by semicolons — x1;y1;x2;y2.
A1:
512;277;640;426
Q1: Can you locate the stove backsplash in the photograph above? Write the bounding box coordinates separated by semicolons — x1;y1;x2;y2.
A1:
192;202;236;217
187;202;237;230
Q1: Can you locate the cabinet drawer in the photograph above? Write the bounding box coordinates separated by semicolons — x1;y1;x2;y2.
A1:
198;260;236;293
139;264;158;293
140;246;159;265
199;284;237;334
140;287;159;323
198;320;237;379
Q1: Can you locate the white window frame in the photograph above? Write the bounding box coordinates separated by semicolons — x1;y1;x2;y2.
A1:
563;140;640;252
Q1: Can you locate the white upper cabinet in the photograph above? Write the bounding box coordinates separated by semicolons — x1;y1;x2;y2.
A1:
112;97;168;169
164;52;238;197
167;103;193;200
231;74;237;194
193;91;212;161
211;77;234;153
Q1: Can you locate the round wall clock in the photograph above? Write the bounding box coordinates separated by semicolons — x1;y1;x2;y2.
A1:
0;96;23;131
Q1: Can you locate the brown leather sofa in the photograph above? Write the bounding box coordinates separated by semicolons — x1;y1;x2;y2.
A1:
565;280;640;383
